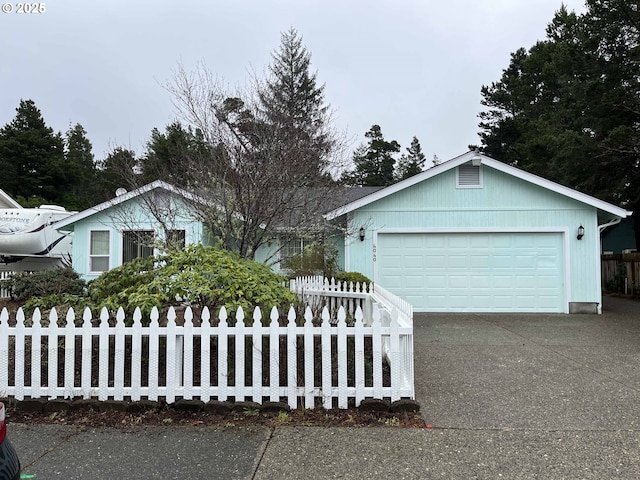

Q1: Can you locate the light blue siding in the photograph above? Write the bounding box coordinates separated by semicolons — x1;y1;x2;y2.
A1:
344;164;603;312
67;194;205;282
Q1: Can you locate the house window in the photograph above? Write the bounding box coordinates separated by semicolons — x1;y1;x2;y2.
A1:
122;230;155;263
281;237;314;261
457;164;482;188
166;229;186;250
90;230;110;273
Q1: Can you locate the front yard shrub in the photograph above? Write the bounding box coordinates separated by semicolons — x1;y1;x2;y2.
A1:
2;266;86;301
333;271;372;291
24;293;87;319
87;245;296;317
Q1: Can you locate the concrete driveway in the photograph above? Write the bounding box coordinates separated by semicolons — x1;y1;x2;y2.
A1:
413;295;640;431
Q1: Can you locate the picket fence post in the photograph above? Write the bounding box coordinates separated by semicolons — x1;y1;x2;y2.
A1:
200;307;211;402
303;306;314;409
31;309;42;399
218;306;228;402
320;306;332;409
252;307;262;404
183;307;194;400
14;310;25;400
148;307;160;401
269;306;279;403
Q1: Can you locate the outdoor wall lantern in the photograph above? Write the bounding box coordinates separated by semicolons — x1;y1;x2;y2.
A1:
577;225;585;240
359;227;366;242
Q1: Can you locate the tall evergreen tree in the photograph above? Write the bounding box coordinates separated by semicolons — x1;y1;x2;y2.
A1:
344;125;400;186
63;123;97;209
96;147;140;201
258;27;334;180
0;99;65;206
395;136;426;181
141;121;212;185
478;1;640;244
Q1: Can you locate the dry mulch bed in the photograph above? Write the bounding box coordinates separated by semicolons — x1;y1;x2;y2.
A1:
8;407;426;429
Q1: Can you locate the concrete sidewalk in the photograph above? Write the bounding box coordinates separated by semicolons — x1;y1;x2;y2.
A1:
10;295;640;479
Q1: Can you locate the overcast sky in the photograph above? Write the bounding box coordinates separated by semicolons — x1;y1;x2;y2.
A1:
1;0;586;167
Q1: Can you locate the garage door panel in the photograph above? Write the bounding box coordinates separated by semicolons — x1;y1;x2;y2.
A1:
403;275;424;288
425;256;446;268
447;274;469;287
448;295;470;308
470;236;491;247
470;255;490;267
378;232;564;313
448;236;470;248
492;255;513;268
515;256;536;268
469;276;491;288
426;275;446;287
449;256;469;268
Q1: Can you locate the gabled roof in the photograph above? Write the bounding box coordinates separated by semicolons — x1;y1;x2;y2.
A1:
54;180;201;232
0;188;21;208
325;151;632;220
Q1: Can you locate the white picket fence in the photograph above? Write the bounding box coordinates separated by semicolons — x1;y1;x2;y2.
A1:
0;300;414;409
290;276;413;327
290;276;414;397
290;277;375;323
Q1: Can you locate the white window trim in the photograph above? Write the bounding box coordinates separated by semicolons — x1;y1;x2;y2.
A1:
89;229;111;274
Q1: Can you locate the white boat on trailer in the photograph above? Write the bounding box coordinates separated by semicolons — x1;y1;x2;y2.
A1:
0;205;74;271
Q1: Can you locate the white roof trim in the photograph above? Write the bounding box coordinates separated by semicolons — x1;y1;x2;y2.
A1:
0;188;21;208
325;151;632;220
54;180;204;231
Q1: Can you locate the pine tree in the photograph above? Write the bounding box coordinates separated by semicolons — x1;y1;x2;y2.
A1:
258;27;333;180
478;1;640;245
395;136;426;181
344;125;400;186
141;121;212;186
0;99;65;206
63;123;97;209
96;147;140;201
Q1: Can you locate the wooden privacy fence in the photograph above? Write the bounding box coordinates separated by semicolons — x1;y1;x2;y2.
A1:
601;253;640;294
0;301;414;409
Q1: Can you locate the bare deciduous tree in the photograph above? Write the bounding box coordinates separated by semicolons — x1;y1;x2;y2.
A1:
160;60;349;260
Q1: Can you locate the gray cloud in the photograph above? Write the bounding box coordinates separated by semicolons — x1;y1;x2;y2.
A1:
0;0;586;165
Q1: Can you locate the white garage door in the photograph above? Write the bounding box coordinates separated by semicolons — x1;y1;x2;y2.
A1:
377;232;565;313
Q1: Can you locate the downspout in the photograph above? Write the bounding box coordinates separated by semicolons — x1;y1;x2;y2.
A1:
597;217;622;314
598;217;621;236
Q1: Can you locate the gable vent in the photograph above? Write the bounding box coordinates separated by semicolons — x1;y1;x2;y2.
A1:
457;164;481;187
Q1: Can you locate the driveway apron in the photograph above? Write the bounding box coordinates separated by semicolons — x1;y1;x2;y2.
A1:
413;295;640;430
